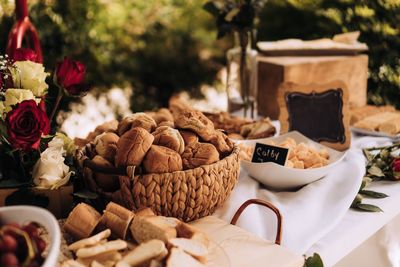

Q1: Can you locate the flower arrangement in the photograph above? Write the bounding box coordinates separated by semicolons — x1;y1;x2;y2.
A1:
0;48;90;190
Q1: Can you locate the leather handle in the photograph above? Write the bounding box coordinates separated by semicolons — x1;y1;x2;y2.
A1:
230;199;283;245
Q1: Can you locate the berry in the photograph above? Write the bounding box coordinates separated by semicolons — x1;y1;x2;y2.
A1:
1;235;17;252
1;252;19;267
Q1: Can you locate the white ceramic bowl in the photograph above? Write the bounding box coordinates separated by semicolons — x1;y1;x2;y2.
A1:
239;131;346;190
0;205;61;267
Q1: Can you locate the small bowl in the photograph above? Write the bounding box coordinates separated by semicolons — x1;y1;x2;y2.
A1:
239;131;346;190
0;205;61;267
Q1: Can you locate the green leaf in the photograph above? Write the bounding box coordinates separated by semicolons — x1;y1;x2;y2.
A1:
352;203;383;212
351;194;362;206
360;190;388;199
73;190;99;200
367;165;385;177
203;2;220;17
225;7;240;22
304;253;324;267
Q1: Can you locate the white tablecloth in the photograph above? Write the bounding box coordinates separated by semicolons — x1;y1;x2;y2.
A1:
214;135;396;264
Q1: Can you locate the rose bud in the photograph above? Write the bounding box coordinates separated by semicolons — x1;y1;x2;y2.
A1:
12;48;38;62
55;57;90;96
393;158;400;180
5;100;50;151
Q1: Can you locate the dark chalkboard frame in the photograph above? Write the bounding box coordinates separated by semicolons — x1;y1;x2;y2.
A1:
278;81;350;151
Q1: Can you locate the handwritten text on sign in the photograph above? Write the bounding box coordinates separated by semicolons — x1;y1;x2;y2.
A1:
251;143;289;165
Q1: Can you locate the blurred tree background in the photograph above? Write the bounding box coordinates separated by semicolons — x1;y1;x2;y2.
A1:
0;0;399;110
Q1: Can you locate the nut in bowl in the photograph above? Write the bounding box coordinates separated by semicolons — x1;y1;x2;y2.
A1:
239;131;346;190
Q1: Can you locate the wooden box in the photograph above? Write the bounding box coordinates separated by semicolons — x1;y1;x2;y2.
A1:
257;55;368;119
0;185;73;219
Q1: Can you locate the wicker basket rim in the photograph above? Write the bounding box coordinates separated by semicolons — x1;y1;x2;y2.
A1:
78;144;240;176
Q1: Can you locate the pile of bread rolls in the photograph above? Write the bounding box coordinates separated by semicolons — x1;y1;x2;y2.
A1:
62;202;209;267
80;105;235;192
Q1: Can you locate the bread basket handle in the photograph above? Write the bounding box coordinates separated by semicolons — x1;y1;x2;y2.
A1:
230;199;282;245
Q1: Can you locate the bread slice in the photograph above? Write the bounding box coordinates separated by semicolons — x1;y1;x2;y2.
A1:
168;238;208;263
130;215;178;244
175;222;209;248
166;248;205;267
115;239;168;267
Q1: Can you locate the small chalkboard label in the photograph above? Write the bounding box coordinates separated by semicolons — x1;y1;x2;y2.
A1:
251;143;289;165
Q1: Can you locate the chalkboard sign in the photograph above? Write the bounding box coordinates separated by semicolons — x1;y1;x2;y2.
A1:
251;143;289;165
278;81;350;151
285;89;345;143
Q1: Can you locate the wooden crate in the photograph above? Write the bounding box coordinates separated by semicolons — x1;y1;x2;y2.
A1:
257;55;368;119
0;185;73;219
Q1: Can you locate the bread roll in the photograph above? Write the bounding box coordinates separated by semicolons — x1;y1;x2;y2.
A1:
153;108;174;124
173;110;215;140
94;133;119;163
179;130;198;145
118;113;157;135
158;120;175;128
208;130;234;155
181;142;219;169
63;203;101;239
100;202;135;239
115;128;154;167
143;145;183;173
152;126;185;154
91;155;119;192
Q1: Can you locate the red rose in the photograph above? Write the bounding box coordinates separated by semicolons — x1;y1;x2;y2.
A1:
393;158;400;180
12;48;38;62
6;100;50;151
55;57;90;95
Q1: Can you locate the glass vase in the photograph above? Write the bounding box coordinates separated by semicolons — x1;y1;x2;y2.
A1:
226;32;258;118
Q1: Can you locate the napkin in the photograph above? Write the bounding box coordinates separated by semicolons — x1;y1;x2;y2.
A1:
214;146;366;255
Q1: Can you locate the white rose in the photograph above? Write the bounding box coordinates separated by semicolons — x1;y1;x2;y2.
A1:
32;146;73;189
11;61;49;97
48;136;65;151
3;88;38;113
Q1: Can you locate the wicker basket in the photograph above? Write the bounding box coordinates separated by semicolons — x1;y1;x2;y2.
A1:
76;143;240;222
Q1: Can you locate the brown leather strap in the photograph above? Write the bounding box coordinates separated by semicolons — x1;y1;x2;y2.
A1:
230;199;283;245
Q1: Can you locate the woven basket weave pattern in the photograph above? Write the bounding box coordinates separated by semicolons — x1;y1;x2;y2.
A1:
77;144;239;222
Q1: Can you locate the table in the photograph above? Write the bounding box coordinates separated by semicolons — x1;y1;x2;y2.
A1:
216;133;400;267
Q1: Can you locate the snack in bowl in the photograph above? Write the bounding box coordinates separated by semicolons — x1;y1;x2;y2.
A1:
62;202;209;267
240;137;329;169
239;131;346;190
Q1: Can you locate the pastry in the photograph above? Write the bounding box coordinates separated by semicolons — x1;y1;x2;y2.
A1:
354;112;400;131
173;110;215;140
91;155;119;192
179;130;198;145
115;127;154;167
94;132;119;163
240;118;276;139
378;115;400;134
204;111;252;134
117;113;157;135
152;126;185;154
208;130;234;155
100;202;135;239
143;145;183;173
181;142;219;169
63;203;101;239
152;108;174;125
350;105;396;124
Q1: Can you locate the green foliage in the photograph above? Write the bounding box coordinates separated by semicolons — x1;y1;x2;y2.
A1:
0;0;226;110
258;0;400;108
